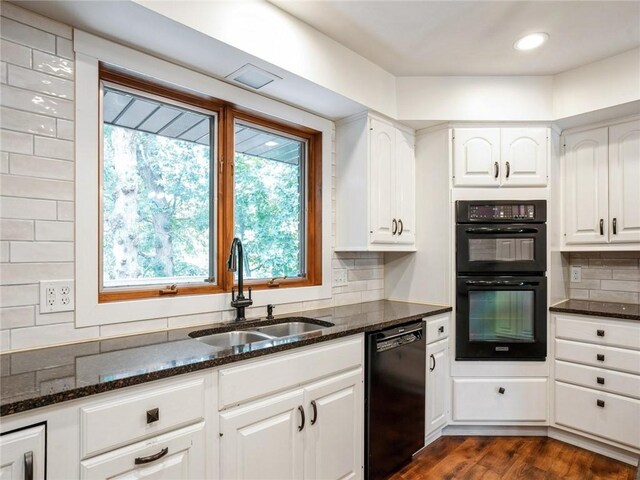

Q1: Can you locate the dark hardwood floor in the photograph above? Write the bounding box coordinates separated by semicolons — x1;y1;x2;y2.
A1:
388;436;638;480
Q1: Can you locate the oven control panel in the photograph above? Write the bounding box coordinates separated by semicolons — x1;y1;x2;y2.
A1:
469;204;535;220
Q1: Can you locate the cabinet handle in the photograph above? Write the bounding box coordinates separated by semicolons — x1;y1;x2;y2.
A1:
597;354;605;361
135;447;169;465
599;219;604;236
613;218;617;235
498;387;505;394
597;399;605;408
597;329;605;337
392;218;398;235
298;405;305;431
494;161;499;179
597;377;605;385
398;219;404;236
310;400;318;425
505;161;511;178
24;451;33;480
438;326;445;334
429;354;436;372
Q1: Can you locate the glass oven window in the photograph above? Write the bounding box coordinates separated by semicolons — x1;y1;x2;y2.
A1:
468;290;535;342
468;239;535;262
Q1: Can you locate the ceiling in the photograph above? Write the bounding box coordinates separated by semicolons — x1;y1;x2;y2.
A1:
270;1;640;76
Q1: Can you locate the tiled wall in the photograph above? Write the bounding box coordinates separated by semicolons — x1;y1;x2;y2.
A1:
568;251;640;304
0;4;384;352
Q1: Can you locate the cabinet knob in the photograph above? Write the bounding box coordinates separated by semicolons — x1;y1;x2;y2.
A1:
596;399;605;408
498;387;505;394
597;354;605;362
597;377;605;385
146;408;160;424
438;326;445;334
597;329;605;337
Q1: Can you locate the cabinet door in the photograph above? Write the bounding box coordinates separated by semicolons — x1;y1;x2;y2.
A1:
80;422;205;480
304;369;363;480
453;128;501;187
395;128;416;245
369;117;397;244
608;120;640;244
0;425;45;480
500;128;548;187
563;127;609;244
220;390;304;480
426;340;448;436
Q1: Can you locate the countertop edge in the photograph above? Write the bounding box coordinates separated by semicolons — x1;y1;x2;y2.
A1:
549;304;640;321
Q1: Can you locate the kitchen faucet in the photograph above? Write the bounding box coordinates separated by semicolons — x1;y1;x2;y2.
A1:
227;237;252;321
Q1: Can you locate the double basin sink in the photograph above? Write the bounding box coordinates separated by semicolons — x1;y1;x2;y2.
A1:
193;318;334;351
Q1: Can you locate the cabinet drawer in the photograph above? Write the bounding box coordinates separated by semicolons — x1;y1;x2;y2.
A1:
426;314;449;344
555;360;640;399
555;381;640;449
555;339;640;375
219;336;363;409
81;377;205;458
556;315;640;350
452;378;547;422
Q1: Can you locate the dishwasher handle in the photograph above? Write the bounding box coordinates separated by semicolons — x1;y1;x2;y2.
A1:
375;329;423;353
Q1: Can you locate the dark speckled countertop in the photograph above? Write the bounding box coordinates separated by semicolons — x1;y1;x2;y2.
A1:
550;299;640;321
0;300;450;417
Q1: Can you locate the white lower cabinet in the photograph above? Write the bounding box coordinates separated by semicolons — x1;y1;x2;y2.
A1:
0;424;46;480
426;339;448;435
80;422;205;480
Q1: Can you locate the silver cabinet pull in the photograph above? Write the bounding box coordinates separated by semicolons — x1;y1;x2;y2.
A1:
24;451;33;480
135;447;168;465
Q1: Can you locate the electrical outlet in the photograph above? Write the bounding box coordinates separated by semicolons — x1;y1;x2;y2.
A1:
40;280;75;313
333;269;348;287
570;266;582;283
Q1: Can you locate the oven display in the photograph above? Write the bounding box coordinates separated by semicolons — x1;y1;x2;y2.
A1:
469;204;535;220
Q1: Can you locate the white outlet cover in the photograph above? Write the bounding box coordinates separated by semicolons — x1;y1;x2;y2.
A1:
40;280;75;313
333;269;348;287
570;266;582;283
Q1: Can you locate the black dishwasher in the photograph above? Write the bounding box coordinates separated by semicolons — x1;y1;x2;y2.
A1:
365;321;425;480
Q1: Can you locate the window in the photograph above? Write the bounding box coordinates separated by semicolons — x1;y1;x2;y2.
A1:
98;67;321;302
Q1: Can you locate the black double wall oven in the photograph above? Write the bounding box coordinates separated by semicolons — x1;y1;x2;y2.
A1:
456;200;547;361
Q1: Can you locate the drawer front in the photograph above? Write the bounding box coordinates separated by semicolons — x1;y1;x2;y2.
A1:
555;381;640;449
556;315;640;350
555;360;640;399
81;377;205;458
426;314;450;344
219;336;363;409
555;339;640;375
452;378;547;422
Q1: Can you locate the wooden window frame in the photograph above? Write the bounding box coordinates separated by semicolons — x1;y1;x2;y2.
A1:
98;66;321;303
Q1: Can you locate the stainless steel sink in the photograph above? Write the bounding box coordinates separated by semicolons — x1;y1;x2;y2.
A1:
252;321;326;338
195;330;273;349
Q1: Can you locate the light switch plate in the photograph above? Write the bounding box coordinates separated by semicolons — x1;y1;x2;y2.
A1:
570;266;582;283
40;280;75;313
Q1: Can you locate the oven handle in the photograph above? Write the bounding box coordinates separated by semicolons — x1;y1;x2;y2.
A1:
464;227;539;234
465;280;540;287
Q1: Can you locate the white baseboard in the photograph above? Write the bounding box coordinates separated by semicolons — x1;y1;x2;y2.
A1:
548;427;640;467
443;424;548;437
424;429;443;447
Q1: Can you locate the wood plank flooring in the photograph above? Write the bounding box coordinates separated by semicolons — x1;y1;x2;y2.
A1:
388;436;638;480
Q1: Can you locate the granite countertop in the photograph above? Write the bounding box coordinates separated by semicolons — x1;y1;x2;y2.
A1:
0;300;451;417
550;299;640;321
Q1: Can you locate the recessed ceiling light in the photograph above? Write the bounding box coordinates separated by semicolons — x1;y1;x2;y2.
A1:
514;33;549;51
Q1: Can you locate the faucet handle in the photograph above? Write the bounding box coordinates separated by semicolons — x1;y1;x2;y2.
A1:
231;287;236;302
266;304;275;320
248;286;252;300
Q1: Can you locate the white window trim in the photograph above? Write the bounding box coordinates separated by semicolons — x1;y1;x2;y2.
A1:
74;30;332;327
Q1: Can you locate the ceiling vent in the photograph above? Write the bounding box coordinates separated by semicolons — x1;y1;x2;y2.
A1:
227;64;282;90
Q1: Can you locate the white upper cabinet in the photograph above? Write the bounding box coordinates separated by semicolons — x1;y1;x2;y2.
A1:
453;128;548;187
563;120;640;246
336;112;416;251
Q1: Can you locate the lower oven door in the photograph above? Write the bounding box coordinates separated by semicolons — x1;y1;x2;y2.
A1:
456;276;547;360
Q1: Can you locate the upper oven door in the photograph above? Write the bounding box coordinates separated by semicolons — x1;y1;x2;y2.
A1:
456;224;546;274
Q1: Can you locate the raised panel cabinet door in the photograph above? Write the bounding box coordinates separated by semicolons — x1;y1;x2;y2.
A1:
80;422;205;480
220;389;304;480
303;369;363;480
426;339;448;436
0;425;45;480
394;128;416;245
563;127;609;244
369;117;397;244
608;120;640;244
453;128;501;187
500;128;548;187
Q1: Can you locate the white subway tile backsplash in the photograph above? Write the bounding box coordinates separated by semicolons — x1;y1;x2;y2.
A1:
10;241;73;262
568;252;640;304
0;218;33;240
11;322;98;350
0;241;8;262
33;136;73;160
56;119;73;140
0;39;31;67
99;318;168;338
0;84;74;119
0;129;33;154
0;262;73;285
600;279;640;293
0;152;8;173
612;269;640;281
0;174;73;200
7;64;74;99
56;200;73;220
34;220;73;241
0;305;34;329
10;153;73;180
362;289;384;302
35;310;74;326
0;284;39;308
0;330;9;351
0;2;72;39
0;196;57;220
333;291;362;306
167;311;222;329
55;37;73;60
0;61;6;84
0;17;56;53
1;106;56;136
589;289;639;304
32;50;73;79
